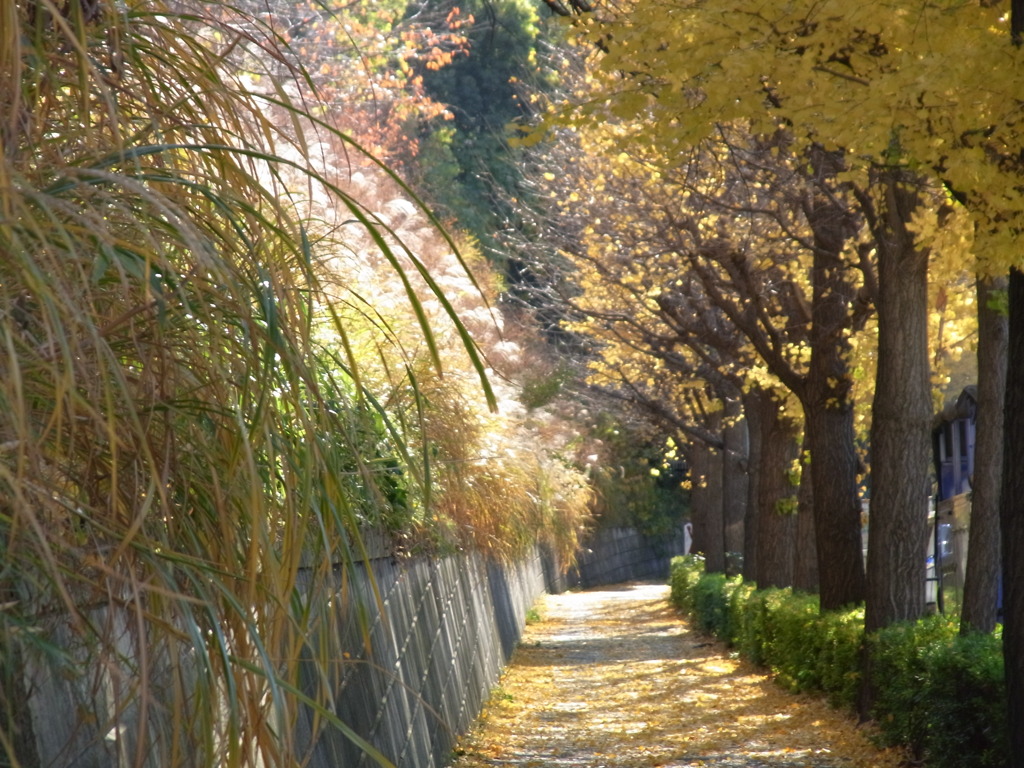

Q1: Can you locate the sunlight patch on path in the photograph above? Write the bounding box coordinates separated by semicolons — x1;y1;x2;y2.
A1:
450;583;906;768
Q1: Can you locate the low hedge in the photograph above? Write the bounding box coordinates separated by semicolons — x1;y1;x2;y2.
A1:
871;619;1006;767
669;554;703;614
668;556;1008;768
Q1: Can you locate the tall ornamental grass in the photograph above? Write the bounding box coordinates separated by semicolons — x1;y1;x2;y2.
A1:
0;1;493;765
304;150;594;566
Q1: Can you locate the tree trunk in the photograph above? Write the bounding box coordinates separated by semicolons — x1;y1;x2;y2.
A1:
688;423;727;573
803;149;868;609
961;274;1007;634
722;396;748;575
803;402;865;608
1001;268;1024;766
687;440;710;562
705;436;726;574
1004;8;1024;764
793;439;819;592
742;391;762;581
864;171;932;635
752;388;798;590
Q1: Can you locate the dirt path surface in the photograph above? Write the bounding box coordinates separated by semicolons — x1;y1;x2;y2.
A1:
450;583;906;768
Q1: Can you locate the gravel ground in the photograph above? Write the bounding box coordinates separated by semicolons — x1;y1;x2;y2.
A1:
450;583;908;768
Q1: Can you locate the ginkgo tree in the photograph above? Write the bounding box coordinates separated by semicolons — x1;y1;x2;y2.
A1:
561;0;1012;610
553;0;1019;730
525;117;880;596
520;119;858;587
506;120;744;572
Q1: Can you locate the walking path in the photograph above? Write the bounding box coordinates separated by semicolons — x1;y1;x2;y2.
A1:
451;583;906;768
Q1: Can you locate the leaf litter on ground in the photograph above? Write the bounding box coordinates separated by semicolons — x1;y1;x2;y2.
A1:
450;583;908;768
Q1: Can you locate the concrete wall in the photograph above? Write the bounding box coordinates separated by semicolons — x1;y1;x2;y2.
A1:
570;526;688;589
4;547;547;768
297;550;546;767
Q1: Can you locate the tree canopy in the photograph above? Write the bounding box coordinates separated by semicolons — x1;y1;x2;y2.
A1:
566;0;1024;268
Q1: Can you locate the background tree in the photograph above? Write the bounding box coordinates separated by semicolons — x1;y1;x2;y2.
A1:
237;0;472;167
415;0;558;264
585;413;690;545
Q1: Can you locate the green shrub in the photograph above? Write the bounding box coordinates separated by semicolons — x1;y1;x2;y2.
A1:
726;579;757;648
764;590;821;693
918;632;1007;768
730;583;765;663
870;615;958;755
732;587;792;666
718;575;747;643
669;555;704;613
814;607;865;709
669;558;751;645
665;563;1007;767
693;572;730;635
871;620;1007;767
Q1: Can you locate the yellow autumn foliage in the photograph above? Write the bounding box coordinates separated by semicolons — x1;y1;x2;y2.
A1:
569;0;1024;273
